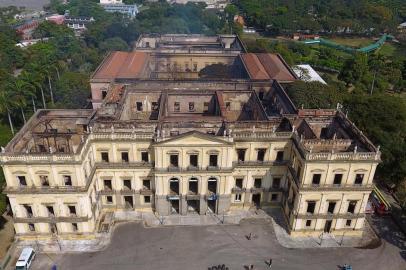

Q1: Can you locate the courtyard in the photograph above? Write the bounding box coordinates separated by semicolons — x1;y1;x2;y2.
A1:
27;216;405;270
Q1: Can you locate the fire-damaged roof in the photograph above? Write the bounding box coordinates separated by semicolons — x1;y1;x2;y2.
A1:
240;53;297;82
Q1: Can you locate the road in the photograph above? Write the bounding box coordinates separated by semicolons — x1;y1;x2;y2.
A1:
28;217;405;270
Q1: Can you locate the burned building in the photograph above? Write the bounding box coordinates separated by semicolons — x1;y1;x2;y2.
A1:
1;34;380;239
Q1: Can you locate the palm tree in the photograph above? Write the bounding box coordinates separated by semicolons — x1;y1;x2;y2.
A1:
0;86;19;135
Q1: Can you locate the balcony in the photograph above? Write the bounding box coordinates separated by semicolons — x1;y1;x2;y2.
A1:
295;212;365;220
250;187;265;194
299;184;374;192
140;188;154;195
98;189;116;195
3;184;87;194
233;161;273;167
231;187;246;193
120;188;136;195
186;165;200;171
14;215;90;223
185;192;200;200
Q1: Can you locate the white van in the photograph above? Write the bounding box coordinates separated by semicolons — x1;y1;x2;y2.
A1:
15;247;36;270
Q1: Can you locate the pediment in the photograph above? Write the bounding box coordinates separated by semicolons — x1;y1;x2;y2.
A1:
155;131;232;146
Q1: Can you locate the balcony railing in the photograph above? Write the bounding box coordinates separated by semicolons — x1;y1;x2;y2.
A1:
250;187;265;194
295;212;365;219
231;187;246;193
14;215;90;223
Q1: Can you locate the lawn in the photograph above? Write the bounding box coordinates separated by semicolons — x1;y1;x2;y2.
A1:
328;37;374;48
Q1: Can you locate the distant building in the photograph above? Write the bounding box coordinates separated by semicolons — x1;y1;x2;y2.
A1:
100;0;123;3
398;22;406;33
167;0;228;9
64;16;95;35
100;0;139;18
293;64;327;85
46;14;65;25
15;20;40;40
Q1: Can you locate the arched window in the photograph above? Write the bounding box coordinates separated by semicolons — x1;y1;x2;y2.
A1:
169;177;179;195
208;177;217;194
188;177;198;194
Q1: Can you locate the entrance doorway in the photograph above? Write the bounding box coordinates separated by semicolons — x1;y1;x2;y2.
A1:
252;194;261;208
170;200;179;214
207;200;216;213
324;220;332;233
187;200;199;214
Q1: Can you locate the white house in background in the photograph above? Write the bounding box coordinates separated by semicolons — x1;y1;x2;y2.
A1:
293;64;327;85
100;0;123;4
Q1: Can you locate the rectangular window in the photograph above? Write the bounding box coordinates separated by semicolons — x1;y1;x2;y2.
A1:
72;223;78;232
327;202;336;214
333;174;343;186
312;174;321;186
152;102;159;111
307;201;316;214
174;102;180;112
170;154;179;167
237;149;246;162
141;151;149;162
189;154;198;167
24;204;33;217
346;219;352;226
257;149;266;162
68;205;77;216
276;151;284;162
123;179;132;190
40;175;49;186
235;193;242;202
17;176;27;186
106;196;113;203
193;63;197;72
271;194;278;201
235;178;243;189
104;179;112;190
189;102;195;111
347;201;357;213
188;180;198;194
203;102;209;113
272;178;281;189
102;90;107;99
209;155;218;167
121;152;129;163
63;175;72;186
225;102;231;111
144;196;151;203
354;174;364;185
306;220;312;227
143;179;151;190
136;102;143;111
254;178;262;188
101;152;109;163
46;206;55;217
28;223;35;232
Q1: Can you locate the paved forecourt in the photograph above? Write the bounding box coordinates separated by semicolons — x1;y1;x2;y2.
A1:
28;218;405;270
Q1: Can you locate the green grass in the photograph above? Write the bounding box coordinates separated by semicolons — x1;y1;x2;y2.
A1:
329;37;372;48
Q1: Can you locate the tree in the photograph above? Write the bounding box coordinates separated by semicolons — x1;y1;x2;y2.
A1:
344;94;406;185
54;72;91;109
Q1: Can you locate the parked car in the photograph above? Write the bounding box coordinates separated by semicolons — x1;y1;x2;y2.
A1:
15;247;35;270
